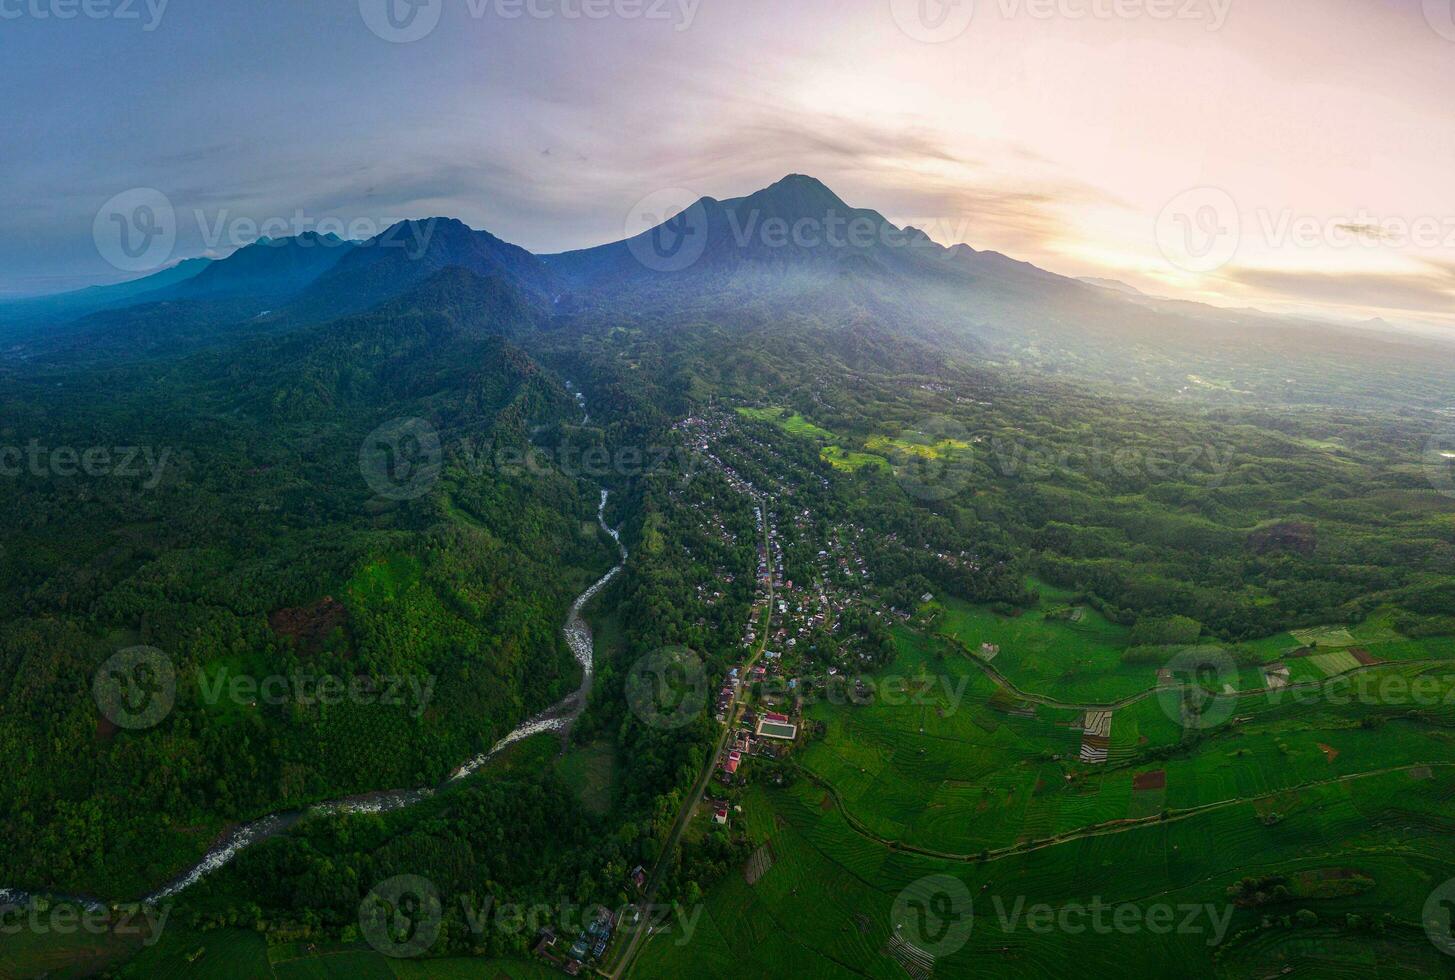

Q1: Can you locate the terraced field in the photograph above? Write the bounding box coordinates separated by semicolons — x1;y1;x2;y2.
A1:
632;772;1455;978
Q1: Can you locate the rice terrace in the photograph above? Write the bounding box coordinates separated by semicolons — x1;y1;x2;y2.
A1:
633;585;1455;978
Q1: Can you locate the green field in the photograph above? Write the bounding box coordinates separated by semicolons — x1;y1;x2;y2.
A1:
791;618;1455;858
557;740;617;815
630;771;1455;978
935;595;1153;703
736;407;835;441
821;445;891;472
115;926;564;980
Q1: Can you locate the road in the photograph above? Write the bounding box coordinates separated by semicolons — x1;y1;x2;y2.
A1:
605;495;774;979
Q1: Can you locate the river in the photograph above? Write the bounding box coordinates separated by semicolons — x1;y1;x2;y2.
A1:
2;471;626;911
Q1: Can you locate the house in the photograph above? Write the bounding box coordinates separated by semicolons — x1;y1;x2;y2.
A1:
629;866;646;892
714;807;729;825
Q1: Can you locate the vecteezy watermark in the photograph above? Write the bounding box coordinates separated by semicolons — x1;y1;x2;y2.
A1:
1425;0;1455;42
357;876;705;959
889;416;976;503
0;0;169;30
361;875;444;958
989;437;1236;487
358;0;701;43
1424;878;1455;956
0;898;170;947
1266;671;1455;710
624;188;712;273
770;673;974;714
190;210;435;255
94;188;177;274
625;646;709;730
892;875;974;958
1155;186;1241;274
464;439;694;482
198;670;437;718
0;442;172;488
889;0;977;42
93;646;176;730
984;895;1234;946
889;0;1233;43
93;189;438;273
360;417;443;501
1158;188;1455;274
1156;647;1237;730
1424;434;1455;499
621;189;984;274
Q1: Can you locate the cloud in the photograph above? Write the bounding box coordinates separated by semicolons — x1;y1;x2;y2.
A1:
1226;264;1455;315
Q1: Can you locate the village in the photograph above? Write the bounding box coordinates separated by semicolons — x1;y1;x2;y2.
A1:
530;409;980;975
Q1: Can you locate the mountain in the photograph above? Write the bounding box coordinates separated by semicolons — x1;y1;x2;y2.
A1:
545;174;929;290
1079;276;1146;296
170;232;355;302
0;258;212;337
285;218;560;322
6;174;1453;410
540;173;1119;354
1;233;357;340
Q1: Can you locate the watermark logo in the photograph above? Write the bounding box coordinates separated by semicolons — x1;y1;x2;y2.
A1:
1423;433;1455;499
360;874;444;958
1425;878;1455;956
94;188;176;273
1155;186;1240;274
198;670;436;718
360;418;443;501
93;193;439;274
892;875;974;957
0;0;170;30
93;646;176;730
890;0;976;43
0;442;172;488
989;437;1235;487
890;0;1231;41
890;415;975;503
0;899;170;947
985;895;1233;944
625;188;711;273
625;646;709;729
360;0;700;42
1267;671;1455;710
1425;0;1455;42
474;440;694;482
359;0;444;42
1156;647;1237;730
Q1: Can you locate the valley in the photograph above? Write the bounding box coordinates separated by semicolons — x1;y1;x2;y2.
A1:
2;176;1454;979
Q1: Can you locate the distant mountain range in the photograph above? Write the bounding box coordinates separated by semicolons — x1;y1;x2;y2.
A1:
3;174;1451;407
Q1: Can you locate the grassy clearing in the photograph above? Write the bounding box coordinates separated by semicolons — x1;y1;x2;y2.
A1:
118;926;274;979
820;446;890;472
0;927;149;980
557;740;617;815
633;766;1455;979
795;620;1455;857
936;595;1149;703
735;407;834;441
864;433;974;459
1292;626;1359;648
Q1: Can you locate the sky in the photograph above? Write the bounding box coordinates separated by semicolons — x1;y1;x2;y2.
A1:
3;0;1454;328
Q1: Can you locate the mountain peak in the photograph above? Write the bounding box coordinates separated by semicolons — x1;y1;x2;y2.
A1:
733;174;851;216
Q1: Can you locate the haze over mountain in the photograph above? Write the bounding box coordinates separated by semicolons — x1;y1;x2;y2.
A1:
5;174;1453;410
